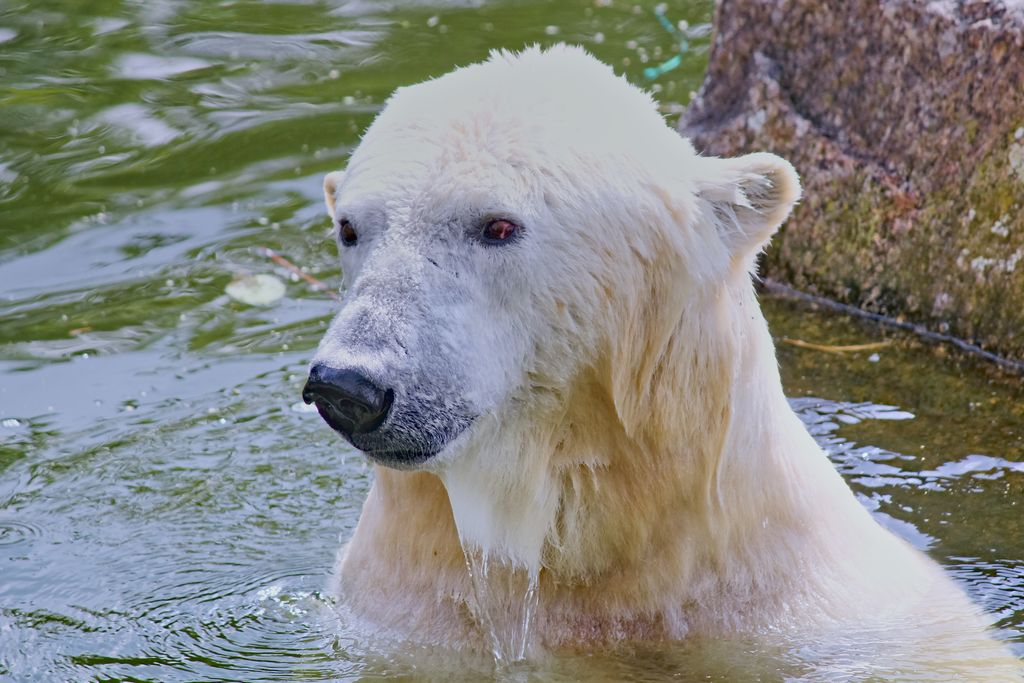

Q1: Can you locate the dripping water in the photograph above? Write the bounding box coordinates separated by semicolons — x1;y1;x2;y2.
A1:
462;547;540;664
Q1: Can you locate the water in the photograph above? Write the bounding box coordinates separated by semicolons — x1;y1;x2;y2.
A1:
0;0;1021;679
463;550;540;664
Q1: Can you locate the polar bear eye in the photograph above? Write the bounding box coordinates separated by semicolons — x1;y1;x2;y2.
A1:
480;218;519;245
338;219;358;247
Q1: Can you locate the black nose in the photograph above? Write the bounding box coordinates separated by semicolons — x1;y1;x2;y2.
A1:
302;365;393;438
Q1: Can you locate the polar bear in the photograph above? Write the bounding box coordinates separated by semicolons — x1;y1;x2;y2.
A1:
303;46;1020;676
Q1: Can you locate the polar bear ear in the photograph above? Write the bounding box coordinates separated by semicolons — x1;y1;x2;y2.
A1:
323;170;346;220
696;152;801;266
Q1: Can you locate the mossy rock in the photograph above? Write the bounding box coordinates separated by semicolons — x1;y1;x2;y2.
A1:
680;0;1024;359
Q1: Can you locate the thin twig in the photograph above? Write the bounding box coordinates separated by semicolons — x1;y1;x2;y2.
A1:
760;278;1024;375
256;247;339;301
780;338;892;354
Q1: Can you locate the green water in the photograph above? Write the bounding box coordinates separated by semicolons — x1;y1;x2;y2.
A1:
0;0;1021;680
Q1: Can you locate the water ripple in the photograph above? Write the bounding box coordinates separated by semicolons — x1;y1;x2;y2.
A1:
0;520;41;547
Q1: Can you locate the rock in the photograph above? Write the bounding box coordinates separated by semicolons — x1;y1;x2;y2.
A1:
680;0;1024;360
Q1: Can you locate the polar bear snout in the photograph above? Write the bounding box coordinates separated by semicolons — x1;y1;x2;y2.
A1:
302;334;478;468
302;364;394;439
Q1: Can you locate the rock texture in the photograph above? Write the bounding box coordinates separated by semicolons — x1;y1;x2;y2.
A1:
680;0;1024;360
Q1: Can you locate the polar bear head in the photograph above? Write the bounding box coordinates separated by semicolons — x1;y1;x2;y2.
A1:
305;45;799;561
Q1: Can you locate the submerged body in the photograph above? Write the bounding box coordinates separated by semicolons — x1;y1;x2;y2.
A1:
304;46;1021;677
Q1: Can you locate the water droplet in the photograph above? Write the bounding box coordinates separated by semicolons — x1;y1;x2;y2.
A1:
291;401;317;414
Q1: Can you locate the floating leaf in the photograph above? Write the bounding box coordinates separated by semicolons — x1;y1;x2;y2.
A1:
225;274;286;306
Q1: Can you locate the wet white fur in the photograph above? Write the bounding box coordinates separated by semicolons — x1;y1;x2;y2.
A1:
315;46;1021;675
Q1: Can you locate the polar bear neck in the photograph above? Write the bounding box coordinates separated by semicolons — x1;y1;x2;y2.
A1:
435;281;867;611
339;281;875;645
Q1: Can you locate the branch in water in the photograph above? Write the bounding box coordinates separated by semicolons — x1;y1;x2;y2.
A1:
256;247;339;301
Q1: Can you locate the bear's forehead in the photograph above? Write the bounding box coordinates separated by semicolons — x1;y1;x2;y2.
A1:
339;147;539;225
347;46;670;175
335;46;696;223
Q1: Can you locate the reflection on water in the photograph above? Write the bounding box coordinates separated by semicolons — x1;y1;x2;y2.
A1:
790;395;1024;635
0;0;1021;679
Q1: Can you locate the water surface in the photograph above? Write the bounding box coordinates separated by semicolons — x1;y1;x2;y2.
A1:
1;0;1022;679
